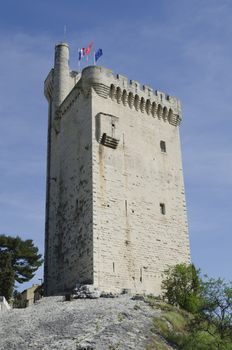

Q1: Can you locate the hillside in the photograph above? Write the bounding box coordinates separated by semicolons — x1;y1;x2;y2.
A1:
0;295;175;350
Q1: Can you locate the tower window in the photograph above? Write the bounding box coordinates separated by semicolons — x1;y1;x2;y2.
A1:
125;200;128;216
160;203;166;215
160;140;166;153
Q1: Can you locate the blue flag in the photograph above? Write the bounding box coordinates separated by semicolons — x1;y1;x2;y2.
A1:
95;48;103;62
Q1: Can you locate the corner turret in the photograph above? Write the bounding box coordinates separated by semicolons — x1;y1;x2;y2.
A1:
53;42;70;111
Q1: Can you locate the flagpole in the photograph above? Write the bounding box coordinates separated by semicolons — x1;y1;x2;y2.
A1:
78;48;81;71
63;25;67;41
94;51;96;65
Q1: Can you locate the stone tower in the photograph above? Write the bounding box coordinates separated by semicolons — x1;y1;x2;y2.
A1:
44;42;190;296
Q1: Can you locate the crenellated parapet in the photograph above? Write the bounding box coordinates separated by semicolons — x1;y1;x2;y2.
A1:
81;66;182;127
45;63;182;127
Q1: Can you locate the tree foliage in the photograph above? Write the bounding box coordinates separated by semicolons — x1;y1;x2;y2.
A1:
195;277;232;345
161;263;202;313
160;264;232;349
0;234;43;300
0;251;15;301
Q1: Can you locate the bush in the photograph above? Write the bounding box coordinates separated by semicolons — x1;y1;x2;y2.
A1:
161;263;202;313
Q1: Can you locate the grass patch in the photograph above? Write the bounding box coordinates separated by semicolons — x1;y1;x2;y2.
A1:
145;295;183;313
147;301;232;350
154;318;170;336
145;295;161;308
146;299;191;349
163;311;187;331
154;309;189;346
146;335;171;350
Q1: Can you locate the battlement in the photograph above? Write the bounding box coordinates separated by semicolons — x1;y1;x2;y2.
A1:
81;65;180;105
53;66;182;127
44;43;182;127
81;66;182;126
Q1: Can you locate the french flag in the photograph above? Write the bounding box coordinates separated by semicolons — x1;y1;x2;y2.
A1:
78;48;85;61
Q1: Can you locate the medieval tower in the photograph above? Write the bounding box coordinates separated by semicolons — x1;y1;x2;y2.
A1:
44;42;191;296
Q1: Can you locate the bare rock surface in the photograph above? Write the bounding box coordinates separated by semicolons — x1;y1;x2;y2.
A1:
0;295;161;350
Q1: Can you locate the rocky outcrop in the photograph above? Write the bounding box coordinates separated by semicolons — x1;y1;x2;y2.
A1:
72;284;101;299
0;295;164;349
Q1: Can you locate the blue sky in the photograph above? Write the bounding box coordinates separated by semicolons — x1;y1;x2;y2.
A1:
0;0;231;291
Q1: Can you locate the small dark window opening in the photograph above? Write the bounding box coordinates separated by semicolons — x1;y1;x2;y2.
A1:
113;262;115;272
160;140;166;153
160;203;166;215
111;123;116;138
125;200;128;216
140;268;143;282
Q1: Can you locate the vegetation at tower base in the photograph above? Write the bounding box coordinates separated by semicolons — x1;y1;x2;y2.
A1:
161;263;202;313
198;278;232;342
147;264;232;350
0;234;43;301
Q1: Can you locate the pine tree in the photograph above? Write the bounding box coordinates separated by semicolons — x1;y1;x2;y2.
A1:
0;234;43;300
0;251;15;301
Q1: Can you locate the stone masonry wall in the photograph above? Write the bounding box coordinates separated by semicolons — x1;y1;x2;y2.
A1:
45;85;93;295
90;68;190;295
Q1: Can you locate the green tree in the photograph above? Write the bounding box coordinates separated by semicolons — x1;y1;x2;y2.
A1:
161;263;202;313
194;278;232;345
0;234;43;301
157;265;232;349
0;251;15;301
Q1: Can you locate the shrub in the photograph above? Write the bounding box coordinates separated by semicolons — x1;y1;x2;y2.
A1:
161;263;202;313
